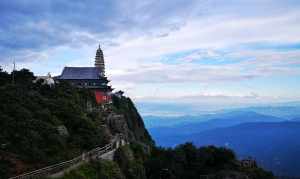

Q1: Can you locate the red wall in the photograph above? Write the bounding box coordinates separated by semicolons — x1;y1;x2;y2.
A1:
94;91;111;104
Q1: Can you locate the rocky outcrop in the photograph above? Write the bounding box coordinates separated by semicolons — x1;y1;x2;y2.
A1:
110;95;154;146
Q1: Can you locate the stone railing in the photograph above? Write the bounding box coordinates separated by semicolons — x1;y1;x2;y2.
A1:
9;134;126;179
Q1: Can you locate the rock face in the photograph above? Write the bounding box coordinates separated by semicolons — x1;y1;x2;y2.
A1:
56;125;69;136
102;95;154;146
106;114;129;136
110;95;154;146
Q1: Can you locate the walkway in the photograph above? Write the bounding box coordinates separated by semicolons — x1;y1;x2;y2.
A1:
9;134;126;179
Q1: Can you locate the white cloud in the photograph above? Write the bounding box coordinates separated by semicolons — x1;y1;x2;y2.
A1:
2;0;300;107
104;11;300;69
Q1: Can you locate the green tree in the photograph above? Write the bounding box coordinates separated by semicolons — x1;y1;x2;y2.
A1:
0;67;10;85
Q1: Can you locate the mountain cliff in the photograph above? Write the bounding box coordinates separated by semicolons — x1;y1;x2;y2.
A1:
0;68;153;178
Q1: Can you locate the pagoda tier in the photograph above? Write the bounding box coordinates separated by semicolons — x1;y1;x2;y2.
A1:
95;45;105;75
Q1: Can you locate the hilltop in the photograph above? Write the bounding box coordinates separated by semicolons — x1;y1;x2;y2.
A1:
0;68;153;177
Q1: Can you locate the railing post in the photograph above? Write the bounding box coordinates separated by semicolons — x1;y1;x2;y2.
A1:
116;140;119;149
121;139;125;146
82;152;85;161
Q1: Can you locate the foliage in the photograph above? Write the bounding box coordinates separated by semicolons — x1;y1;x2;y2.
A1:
143;143;274;179
242;167;275;179
60;160;125;179
114;145;147;179
0;69;109;177
0;158;13;178
0;67;11;85
13;69;35;85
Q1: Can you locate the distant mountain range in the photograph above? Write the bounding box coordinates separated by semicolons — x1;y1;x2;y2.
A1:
145;106;300;177
143;115;210;128
148;111;284;143
143;105;300;128
139;101;300;120
233;106;300;120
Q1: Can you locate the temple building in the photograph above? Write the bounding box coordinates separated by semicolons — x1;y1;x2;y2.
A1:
57;45;113;104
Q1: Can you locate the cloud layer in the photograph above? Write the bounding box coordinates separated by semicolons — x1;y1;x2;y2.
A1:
1;0;300;113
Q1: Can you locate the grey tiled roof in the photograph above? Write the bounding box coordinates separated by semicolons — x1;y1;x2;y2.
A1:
58;67;103;80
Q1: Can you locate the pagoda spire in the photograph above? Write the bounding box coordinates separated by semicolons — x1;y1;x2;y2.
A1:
95;44;105;76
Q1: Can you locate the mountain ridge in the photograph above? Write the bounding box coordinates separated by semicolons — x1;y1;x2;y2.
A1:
149;111;284;142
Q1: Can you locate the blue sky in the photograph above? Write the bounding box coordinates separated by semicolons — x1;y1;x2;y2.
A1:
1;0;300;115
